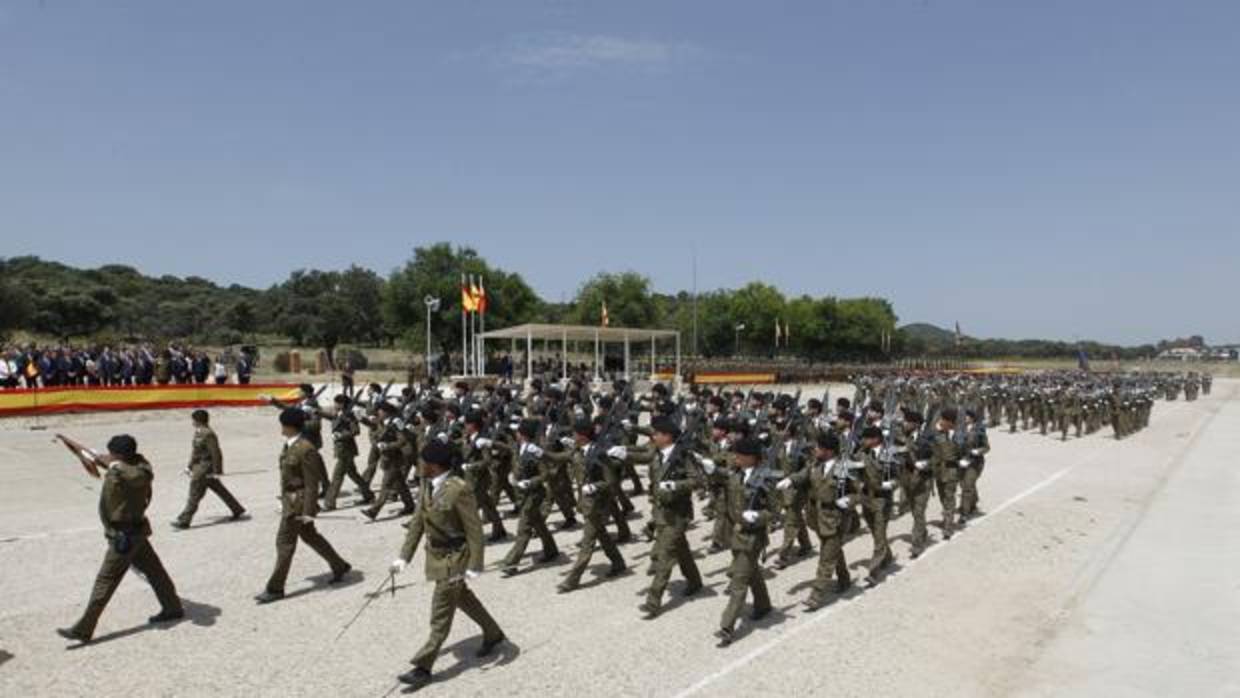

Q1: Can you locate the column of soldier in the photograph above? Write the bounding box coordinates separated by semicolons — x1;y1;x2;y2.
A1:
55;369;1180;692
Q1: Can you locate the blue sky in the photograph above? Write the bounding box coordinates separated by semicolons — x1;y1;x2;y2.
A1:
2;0;1237;345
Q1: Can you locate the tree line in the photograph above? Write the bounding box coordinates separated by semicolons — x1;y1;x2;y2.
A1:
0;247;1152;363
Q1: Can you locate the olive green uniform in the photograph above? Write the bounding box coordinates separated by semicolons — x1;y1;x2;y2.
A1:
175;425;244;526
364;418;416;518
643;446;703;613
500;443;560;570
264;437;350;595
718;467;773;633
325;411;373;510
399;475;503;672
71;457;182;639
559;443;627;590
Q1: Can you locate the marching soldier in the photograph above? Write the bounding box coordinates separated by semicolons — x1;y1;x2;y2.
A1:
172;410;247;528
389;441;506;692
58;435;184;643
782;431;854;610
459;411;508;542
932;407;963;541
958;409;990;521
902;411;936;558
323;394;374;511
500;420;562;575
714;437;774;647
362;402;417;521
255;408;352;604
639;416;703;619
856;426;894;584
264;384;329;498
557;419;629;593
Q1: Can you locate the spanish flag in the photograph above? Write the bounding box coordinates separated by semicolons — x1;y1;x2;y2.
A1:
461;274;477;313
601;301;610;327
471;277;485;315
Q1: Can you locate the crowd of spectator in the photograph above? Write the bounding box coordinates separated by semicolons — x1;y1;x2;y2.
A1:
0;343;257;389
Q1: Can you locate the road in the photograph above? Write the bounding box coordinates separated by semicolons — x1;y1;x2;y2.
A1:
1;382;1235;697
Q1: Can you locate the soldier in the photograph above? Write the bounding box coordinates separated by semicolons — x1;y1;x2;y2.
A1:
856;426;894;584
639;416;703;619
770;420;813;570
499;420;562;575
362;402;417;521
932;407;963;540
714;437;774;647
58;435;183;643
781;431;853;611
255;408;352;604
902;411;936;558
389;441;506;692
958;409;991;521
459;411;508;542
172;410;246;528
323;395;374;511
557;419;629;592
264;384;329;498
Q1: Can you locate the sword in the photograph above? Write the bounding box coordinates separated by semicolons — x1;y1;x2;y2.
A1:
335;573;396;641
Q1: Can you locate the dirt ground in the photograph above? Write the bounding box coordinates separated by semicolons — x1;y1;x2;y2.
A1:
1;382;1236;697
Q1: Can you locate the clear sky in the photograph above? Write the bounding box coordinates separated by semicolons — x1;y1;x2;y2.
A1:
2;0;1237;345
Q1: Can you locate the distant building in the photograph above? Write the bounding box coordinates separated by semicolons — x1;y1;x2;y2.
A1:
1156;347;1205;361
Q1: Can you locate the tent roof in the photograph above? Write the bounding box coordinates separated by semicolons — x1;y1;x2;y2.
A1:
478;323;679;343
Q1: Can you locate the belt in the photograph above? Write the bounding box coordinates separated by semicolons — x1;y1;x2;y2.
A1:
430;537;466;553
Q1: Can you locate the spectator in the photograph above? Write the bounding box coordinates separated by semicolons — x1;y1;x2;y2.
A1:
213;356;229;384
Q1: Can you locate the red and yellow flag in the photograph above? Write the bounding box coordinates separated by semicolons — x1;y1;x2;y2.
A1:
601;301;610;327
461;275;478;313
473;278;487;315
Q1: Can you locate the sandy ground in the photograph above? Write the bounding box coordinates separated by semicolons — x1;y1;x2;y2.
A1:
1;382;1236;697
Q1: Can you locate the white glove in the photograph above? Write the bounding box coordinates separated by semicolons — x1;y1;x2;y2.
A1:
881;480;896;491
914;460;929;471
957;459;971;468
559;437;574;448
742;510;760;524
463;462;477;471
700;458;717;475
464;569;481;580
748;418;757;426
970;448;982;456
475;438;493;449
436;432;450;444
659;481;677;493
582;483;597;496
607;446;627;460
776;478;792;491
835;496;851;510
508;473;518;486
621;419;632;428
525;444;544;458
390;559;407;575
376;442;389;452
516;479;532;491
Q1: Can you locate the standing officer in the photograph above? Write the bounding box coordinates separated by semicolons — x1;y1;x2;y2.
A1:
714;437;774;647
173;410;247;529
255;408;352;604
58;435;183;643
639;416;703;619
389;441;506;693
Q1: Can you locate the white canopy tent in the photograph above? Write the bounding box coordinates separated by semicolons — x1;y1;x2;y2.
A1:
477;323;680;385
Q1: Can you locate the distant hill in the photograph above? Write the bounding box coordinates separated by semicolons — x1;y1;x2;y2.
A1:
899;322;957;345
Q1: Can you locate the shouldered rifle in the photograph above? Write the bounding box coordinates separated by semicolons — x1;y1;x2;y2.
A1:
54;433;110;479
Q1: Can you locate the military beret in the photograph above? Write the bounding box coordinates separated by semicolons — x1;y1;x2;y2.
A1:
708;395;726;409
940;407;959;423
650;415;681;437
280;407;306;428
545;387;564;401
837;411;855;423
191;409;209;423
368;382;382;392
903;409;924;424
299;383;314;395
652;383;669;396
455;381;469;391
573;418;594;436
518;419;540;440
445;402;462;416
836;397;851;409
598;395;615;409
421;406;439;421
861;426;883;440
965;409;978;420
816;432;841;452
867;401;885;415
464;411;485;427
732;437;762;457
376;401;398;415
806;398;822;410
712;416;731;432
334;394;348;405
421;440;453;468
107;434;138;458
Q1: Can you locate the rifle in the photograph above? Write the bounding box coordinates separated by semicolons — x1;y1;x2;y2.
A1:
54;433;110;479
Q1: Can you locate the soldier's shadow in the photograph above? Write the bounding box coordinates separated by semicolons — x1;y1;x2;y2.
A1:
429;635;522;684
730;603;798;643
67;597;222;649
285;570;366;601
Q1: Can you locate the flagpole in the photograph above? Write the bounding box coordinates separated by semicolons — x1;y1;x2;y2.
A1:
479;276;486;376
461;273;468;377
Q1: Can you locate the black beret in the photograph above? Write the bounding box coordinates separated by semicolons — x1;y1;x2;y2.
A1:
421;440;453;468
518;419;540;439
299;383;314;394
191;409;209;423
650;415;681;437
421;406;439;421
868;402;885;415
376;401;398;415
816;432;841;452
652;383;669;396
280;407;306;428
545;387;564;401
732;437;762;457
806;398;822;410
368;382;382;392
334;394;348;405
711;416;731;431
837;411;855;423
597;395;615;409
573;418;594;436
940;407;959;423
464;411;485;427
455;381;469;391
836;397;851;408
708;395;726;409
107;434;138;458
903;410;924;424
965;409;978;420
861;426;883;440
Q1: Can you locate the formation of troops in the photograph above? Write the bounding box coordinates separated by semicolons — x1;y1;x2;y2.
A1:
53;368;1200;691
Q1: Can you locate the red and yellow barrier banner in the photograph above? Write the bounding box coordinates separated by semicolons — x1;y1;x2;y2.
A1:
0;383;303;418
691;372;778;385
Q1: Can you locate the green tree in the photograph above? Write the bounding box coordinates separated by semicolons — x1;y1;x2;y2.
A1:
569;272;657;328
